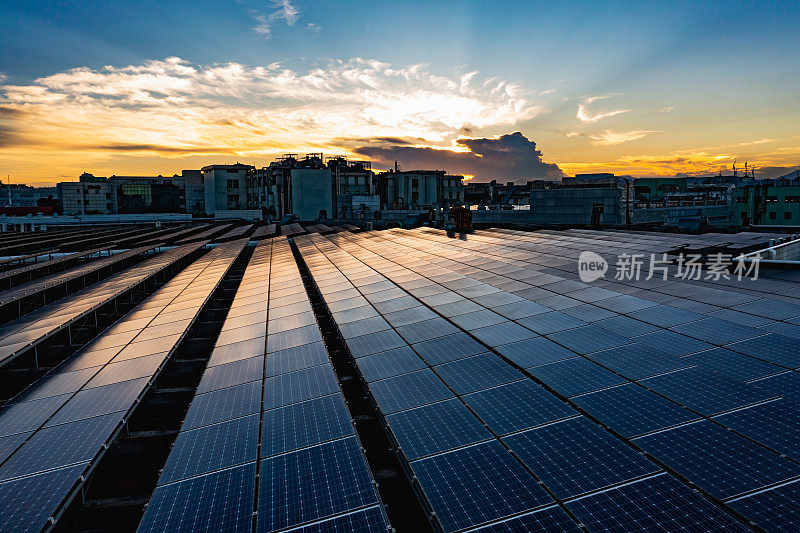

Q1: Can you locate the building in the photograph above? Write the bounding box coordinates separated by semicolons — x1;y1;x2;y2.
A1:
108;175;185;214
202;163;253;215
0;184;58;208
181;170;205;215
57;173;113;215
376;169;464;209
329;157;376;219
529;175;632;225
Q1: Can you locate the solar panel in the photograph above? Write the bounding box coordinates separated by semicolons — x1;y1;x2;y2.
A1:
495;337;577;368
462;380;577;436
411;332;486;365
565;473;748;532
261;394;354;457
262;364;340;410
368;369;454;414
505;416;659;499
470;321;538;348
0;412;120;481
257;436;379;531
396;318;460;344
346;329;407;358
634;420;800;499
44;377;148;426
266;324;322;352
386;398;492;460
572;384;699;438
208;337;265;366
0;393;72;437
411;440;552;532
197;356;264;393
682;348;782;382
138;462;256;533
464;505;581;532
264;342;328;377
356;346;427;382
491;300;551;320
728;478;800;532
671;318;767;345
632;329;713;357
726;334;800;367
434;353;521;394
714;400;800;461
0;463;88;532
546;325;630;355
585;343;692;381
182;380;262;430
159;414;259;484
528;357;626;397
750;371;800;404
281;505;389;533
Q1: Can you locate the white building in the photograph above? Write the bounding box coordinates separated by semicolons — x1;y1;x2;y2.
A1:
202;164;253;215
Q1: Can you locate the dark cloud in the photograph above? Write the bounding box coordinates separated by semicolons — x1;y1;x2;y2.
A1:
353;132;563;180
755;165;800;179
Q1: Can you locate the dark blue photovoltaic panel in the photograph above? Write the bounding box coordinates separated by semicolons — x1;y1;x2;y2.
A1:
0;432;30;464
727;334;800;367
494;337;576;368
751;371;800;404
265;342;328;377
586;343;692;380
528;357;626;397
138;462;256;533
546;325;630;355
634;420;800;499
197;356;264;393
368;369;453;414
0;463;87;532
262;365;340;410
410;333;486;365
182;380;262;430
159;414;259;484
728;479;800;532
470;321;537;347
682;348;782;382
0;412;121;481
346;329;407;358
261;394;354;457
356;346;426;382
640;367;774;415
45;378;148;426
572;384;699;438
257;437;378;532
282;505;389;533
633;330;713;357
0;393;71;437
466;505;582;532
387;399;492;460
411;440;552;532
463;380;576;435
671;318;765;345
505;417;660;499
714;400;800;461
566;473;748;532
516;311;587;335
434;353;521;394
627;305;705;328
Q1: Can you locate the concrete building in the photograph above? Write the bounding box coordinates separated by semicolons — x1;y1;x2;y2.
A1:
57;173;113;215
107;175;185;214
181;170;205;215
1;184;58;208
529;176;632;225
202;163;253;215
376;170;464;209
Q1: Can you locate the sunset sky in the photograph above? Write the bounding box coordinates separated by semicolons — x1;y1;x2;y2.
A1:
1;0;799;185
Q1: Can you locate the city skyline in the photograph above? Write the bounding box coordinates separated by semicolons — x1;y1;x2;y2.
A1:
2;0;799;185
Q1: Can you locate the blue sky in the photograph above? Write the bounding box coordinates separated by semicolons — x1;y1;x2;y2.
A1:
1;0;798;183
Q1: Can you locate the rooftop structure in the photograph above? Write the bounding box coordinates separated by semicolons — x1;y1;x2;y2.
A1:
0;224;799;530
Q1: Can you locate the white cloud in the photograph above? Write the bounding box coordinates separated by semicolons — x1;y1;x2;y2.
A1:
658;105;674;113
0;56;541;159
249;0;301;36
589;129;657;146
576;95;630;123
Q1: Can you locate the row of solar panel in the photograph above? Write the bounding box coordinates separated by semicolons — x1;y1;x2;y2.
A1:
341;228;800;530
0;241;208;367
297;236;705;532
0;239;248;532
138;238;389;533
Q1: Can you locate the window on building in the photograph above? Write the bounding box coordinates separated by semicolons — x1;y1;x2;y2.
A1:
766;196;778;203
769;211;777;219
785;212;793;220
786;196;800;203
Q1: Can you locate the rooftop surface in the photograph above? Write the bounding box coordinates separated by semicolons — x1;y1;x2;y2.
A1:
1;226;799;532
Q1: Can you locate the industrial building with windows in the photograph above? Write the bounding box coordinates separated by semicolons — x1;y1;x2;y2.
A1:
1;220;800;532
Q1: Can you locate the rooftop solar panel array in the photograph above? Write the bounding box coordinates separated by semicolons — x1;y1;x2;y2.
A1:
0;241;208;369
0;239;248;532
138;237;389;533
294;227;800;532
